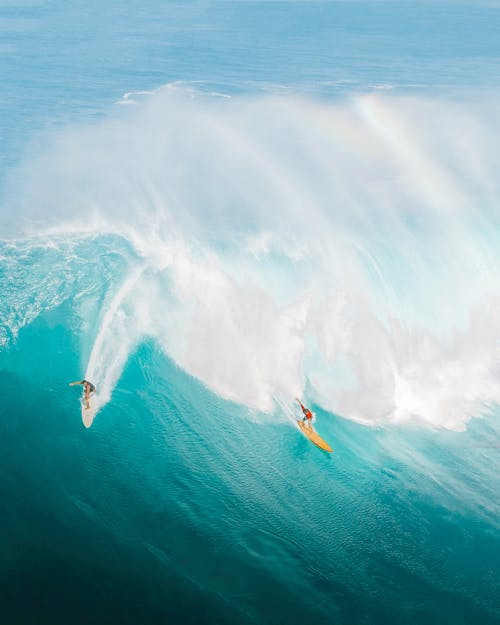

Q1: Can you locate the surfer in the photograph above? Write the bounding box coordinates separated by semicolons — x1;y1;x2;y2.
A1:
69;379;96;409
296;398;314;430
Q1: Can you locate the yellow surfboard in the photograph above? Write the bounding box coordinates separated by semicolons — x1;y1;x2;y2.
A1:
297;420;333;453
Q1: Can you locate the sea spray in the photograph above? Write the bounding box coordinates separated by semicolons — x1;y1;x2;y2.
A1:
85;264;146;413
3;86;500;429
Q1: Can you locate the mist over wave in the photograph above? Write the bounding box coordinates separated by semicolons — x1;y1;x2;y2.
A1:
3;84;500;430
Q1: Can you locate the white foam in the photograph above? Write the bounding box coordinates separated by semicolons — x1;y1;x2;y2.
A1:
85;264;145;414
4;87;500;429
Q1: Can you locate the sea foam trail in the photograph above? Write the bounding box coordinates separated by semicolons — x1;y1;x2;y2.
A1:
85;264;145;419
3;85;500;430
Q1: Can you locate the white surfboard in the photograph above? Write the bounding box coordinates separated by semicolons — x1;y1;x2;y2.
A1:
81;395;97;428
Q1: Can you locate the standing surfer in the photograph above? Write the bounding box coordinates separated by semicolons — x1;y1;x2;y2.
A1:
296;398;314;429
69;379;96;409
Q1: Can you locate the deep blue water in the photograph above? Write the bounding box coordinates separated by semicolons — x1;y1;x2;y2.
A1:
2;309;499;624
1;2;500;624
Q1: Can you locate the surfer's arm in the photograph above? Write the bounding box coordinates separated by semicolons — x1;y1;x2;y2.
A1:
296;399;309;416
69;380;84;386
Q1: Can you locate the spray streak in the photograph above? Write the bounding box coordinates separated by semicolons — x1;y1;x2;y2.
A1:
85;264;146;420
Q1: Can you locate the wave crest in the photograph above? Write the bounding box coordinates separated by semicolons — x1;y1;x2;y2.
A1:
3;86;500;429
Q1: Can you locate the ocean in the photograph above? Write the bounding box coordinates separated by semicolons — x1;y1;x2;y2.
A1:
1;2;499;624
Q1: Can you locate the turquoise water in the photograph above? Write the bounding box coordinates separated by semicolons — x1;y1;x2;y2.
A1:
1;2;500;624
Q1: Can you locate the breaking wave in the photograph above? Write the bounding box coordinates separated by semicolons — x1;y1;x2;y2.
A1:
3;84;500;430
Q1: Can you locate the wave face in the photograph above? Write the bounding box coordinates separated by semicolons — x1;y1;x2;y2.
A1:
3;87;500;430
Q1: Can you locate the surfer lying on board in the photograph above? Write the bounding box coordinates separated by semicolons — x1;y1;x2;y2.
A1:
296;398;314;429
69;380;96;409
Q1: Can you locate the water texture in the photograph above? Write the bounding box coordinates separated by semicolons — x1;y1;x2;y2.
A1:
1;2;500;624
